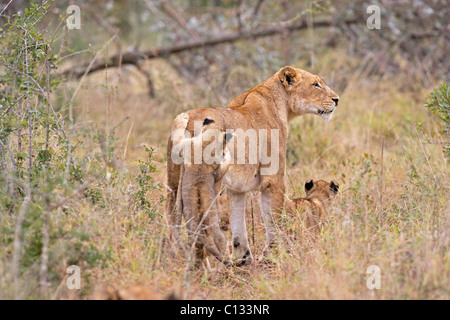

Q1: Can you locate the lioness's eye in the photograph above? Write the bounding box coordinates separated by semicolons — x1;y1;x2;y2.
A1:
314;83;321;88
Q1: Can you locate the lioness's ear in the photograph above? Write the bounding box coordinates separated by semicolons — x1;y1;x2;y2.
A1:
279;66;298;90
330;181;339;193
305;179;314;191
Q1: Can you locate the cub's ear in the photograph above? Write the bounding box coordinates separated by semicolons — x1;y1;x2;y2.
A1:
330;181;339;193
203;118;214;126
279;66;298;90
224;132;233;143
305;179;314;191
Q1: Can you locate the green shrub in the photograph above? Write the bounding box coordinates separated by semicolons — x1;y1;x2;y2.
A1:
134;145;162;217
0;1;112;298
425;83;450;157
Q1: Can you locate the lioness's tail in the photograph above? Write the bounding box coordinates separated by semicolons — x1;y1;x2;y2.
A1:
166;112;190;249
172;112;190;132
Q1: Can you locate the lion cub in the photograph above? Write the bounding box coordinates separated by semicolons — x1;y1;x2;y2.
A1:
172;113;233;267
93;286;164;300
93;286;179;300
285;179;339;234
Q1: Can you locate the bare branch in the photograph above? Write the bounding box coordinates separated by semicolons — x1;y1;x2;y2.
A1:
61;17;360;79
252;0;265;20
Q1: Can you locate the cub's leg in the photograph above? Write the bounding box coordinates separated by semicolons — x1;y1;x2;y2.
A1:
202;208;231;266
185;208;206;268
259;177;286;247
195;183;230;266
228;191;253;266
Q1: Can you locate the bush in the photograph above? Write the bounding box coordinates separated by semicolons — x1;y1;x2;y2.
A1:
0;1;111;299
425;84;450;158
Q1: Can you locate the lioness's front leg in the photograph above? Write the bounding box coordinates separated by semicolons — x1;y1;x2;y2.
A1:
260;177;286;247
228;191;253;266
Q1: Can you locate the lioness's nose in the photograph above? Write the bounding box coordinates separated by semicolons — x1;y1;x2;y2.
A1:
332;98;339;106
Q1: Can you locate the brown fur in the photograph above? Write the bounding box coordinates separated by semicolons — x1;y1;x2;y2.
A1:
285;179;339;234
166;66;339;265
218;190;230;231
93;286;166;300
173;118;233;267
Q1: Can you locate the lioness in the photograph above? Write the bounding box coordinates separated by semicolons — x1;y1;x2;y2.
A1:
285;179;339;234
172;114;233;266
166;66;339;265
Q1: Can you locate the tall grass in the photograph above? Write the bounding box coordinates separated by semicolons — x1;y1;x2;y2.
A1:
32;55;446;300
0;6;447;297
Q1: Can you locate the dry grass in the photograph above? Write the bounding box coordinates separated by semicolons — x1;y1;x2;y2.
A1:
2;52;448;300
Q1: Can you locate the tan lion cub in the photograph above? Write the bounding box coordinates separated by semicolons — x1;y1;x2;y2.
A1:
172;113;233;267
285;179;339;234
93;286;179;300
93;286;164;300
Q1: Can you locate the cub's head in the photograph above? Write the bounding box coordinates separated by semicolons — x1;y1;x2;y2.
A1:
179;123;234;181
278;66;340;121
304;179;339;203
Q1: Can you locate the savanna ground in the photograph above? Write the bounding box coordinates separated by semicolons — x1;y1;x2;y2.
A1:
0;0;448;300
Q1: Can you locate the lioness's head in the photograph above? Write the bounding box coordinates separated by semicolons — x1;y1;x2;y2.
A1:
278;66;339;121
304;179;339;203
